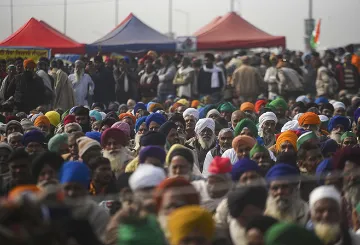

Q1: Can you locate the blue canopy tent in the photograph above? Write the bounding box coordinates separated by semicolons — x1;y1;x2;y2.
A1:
86;13;176;54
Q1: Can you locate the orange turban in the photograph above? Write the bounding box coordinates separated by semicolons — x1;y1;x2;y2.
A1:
8;185;41;201
170;102;183;113
119;113;136;124
34;115;51;127
23;59;36;69
255;100;267;113
298;112;321;126
276;130;298;152
191;100;201;108
148;103;164;113
232;135;256;150
240;102;255;112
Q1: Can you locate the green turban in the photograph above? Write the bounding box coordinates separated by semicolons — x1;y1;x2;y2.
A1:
217;102;236;113
250;142;268;158
48;133;68;153
341;131;356;142
297;131;318;149
234;118;258;138
268;97;288;111
265;222;322;245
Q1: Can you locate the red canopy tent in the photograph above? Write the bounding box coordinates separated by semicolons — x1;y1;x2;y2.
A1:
0;18;85;54
195;12;286;50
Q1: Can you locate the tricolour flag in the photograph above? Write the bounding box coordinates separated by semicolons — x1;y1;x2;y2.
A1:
310;19;321;50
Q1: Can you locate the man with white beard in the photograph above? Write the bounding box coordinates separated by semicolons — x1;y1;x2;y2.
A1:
68;60;95;107
258;112;278;148
328;115;351;144
101;128;133;178
185;118;216;173
264;163;309;225
308;186;360;245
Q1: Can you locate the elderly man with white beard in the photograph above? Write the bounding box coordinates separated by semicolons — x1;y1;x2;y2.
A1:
68;60;95;107
101;128;133;178
308;186;360;245
185;118;216;173
258;112;278;148
328;115;351;144
264;163;309;225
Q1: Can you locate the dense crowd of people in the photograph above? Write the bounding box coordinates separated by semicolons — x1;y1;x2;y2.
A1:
1;45;360;245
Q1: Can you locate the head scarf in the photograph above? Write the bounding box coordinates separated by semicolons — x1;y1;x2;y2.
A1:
341;131;356;142
111;122;131;137
333;101;345;110
234;118;258;137
76;136;101;157
135;116;147;133
63;115;76;125
89;110;102;121
101;128;127;147
232;135;256;150
129;164;166;191
296;95;310;104
134;102;147;114
217;102;236;113
208;156;232;175
266;163;300;182
139;146;166;165
309;186;341;211
327;115;351;132
119;113;136;124
297;131;318;149
6;120;23;135
195;118;215;135
165;144;194;167
250;142;268;158
45;111;61;127
240;102;255;112
315;97;329;104
167;206;215;245
206;109;221;119
269;97;288;110
281;120;299;132
59;161;90;188
276;130;298;152
146;113;166;128
34;115;50;127
231;158;260;181
183;108;199;121
255;100;267;113
298;112;321;126
23;130;45;146
258;112;278;130
48;133;68;153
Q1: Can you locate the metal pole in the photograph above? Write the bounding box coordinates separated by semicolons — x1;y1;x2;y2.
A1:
115;0;119;26
230;0;235;12
169;0;173;37
309;0;313;19
186;13;190;35
10;0;14;33
64;0;67;34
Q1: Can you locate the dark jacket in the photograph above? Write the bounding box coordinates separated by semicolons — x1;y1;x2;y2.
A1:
114;70;138;103
197;67;225;95
14;71;46;113
93;66;116;105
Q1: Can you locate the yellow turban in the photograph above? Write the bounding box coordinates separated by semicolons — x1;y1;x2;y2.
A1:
177;99;190;107
298;112;320;126
45;111;61;127
276;130;298;152
167;205;215;245
165;144;189;167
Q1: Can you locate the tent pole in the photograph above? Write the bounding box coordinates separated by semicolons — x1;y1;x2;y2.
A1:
168;0;173;38
115;0;119;27
230;0;235;12
10;0;14;33
64;0;67;34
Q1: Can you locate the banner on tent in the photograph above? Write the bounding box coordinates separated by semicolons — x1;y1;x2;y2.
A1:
0;47;51;62
176;36;197;52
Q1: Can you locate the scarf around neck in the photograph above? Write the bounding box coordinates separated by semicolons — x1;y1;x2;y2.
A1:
203;65;222;88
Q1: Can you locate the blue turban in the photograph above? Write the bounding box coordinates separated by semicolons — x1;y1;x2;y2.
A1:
145;113;166;128
59;161;90;188
327;115;350;132
315;97;329;105
199;105;216;119
123;56;130;64
320;139;339;157
69;106;78;115
85;131;101;143
135;116;147;133
89;110;102;121
266;164;300;182
231;158;260;182
23;130;45;146
354;108;360;124
139;146;166;165
134;102;147;114
316;159;333;185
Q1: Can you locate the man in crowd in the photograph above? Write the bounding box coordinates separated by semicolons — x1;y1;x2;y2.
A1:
114;57;138;104
93;55;115;106
53;59;75;110
157;55;177;102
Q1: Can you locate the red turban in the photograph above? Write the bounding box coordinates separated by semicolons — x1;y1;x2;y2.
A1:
118;113;136;124
23;59;36;69
154;177;200;213
298;112;321;126
63;115;76;125
101;128;127;147
255;100;267;113
208;156;232;175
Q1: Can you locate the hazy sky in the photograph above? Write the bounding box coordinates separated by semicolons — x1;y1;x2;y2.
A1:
0;0;359;50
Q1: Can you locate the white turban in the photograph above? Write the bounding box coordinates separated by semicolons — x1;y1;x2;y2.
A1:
309;186;341;212
319;115;329;122
206;109;221;118
296;95;310;104
129;164;166;191
99;111;106;120
333;102;345;110
183;108;199;121
259;112;278;129
195;118;215;135
293;113;304;121
281;120;299;132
